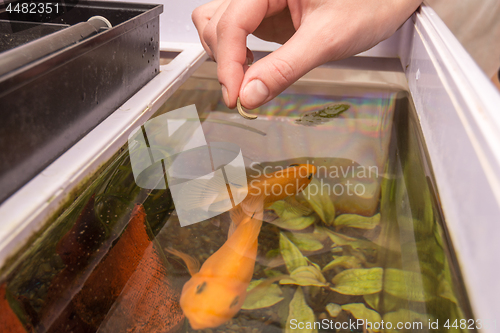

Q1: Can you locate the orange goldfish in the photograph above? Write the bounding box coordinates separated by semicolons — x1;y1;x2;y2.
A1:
246;164;316;202
167;208;262;330
167;164;316;330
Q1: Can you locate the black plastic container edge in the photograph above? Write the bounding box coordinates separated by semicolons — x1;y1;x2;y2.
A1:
0;1;163;205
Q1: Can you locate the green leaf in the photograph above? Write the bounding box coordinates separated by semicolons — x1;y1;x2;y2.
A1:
265;269;284;278
317;103;350;118
285;288;317;333
422;185;434;232
280;266;329;287
322;227;358;245
384;268;436;302
325;303;342;317
383;309;430;333
432;226;446;266
312;225;330;242
331;268;382;295
306;258;321;271
341;303;382;332
242;279;284;310
269;199;312;220
365;292;407;313
363;293;379;311
271;216;316;231
321;227;377;251
301;178;336;225
265;248;281;259
280;232;308;273
320;227;379;261
269;200;315;230
285;232;324;252
334;213;380;229
438;277;458;304
438;259;458;304
322;256;363;272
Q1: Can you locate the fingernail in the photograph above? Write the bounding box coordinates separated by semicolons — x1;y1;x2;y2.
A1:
242;79;269;107
221;85;229;106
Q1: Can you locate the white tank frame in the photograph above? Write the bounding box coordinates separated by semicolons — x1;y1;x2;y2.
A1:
0;4;499;329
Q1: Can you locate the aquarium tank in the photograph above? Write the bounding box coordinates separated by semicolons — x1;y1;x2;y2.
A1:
0;59;473;333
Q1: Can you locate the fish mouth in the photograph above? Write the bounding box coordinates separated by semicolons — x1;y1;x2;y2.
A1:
188;318;206;330
187;315;221;330
184;304;230;330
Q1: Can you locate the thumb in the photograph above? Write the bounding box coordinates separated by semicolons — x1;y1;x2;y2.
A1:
239;23;333;109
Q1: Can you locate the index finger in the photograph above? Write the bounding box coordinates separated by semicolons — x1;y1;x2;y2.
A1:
216;0;285;108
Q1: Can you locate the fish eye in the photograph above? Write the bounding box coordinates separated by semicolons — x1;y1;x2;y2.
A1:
289;164;299;167
308;173;313;180
195;281;207;294
229;295;240;308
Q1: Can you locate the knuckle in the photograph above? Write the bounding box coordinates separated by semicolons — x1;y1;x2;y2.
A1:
202;23;216;45
267;57;296;86
192;2;211;22
191;7;201;23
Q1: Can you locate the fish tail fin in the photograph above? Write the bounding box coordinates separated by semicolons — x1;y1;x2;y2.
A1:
164;247;200;276
178;174;228;212
228;221;237;239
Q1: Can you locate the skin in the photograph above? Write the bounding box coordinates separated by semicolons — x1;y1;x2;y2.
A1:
170;164;316;329
492;71;500;91
192;0;423;109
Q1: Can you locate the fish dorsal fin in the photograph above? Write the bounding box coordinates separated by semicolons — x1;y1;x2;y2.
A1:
240;195;266;217
165;247;200;276
227;221;237;239
179;174;228;211
228;207;247;238
227;204;262;239
229;207;247;226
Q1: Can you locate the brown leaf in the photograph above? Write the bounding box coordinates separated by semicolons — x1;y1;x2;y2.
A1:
72;204;151;327
0;283;27;333
97;242;184;332
56;194;106;268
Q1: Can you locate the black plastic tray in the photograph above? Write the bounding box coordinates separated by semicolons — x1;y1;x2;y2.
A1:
0;1;163;204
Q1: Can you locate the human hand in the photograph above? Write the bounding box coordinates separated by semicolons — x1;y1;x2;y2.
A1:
192;0;422;110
